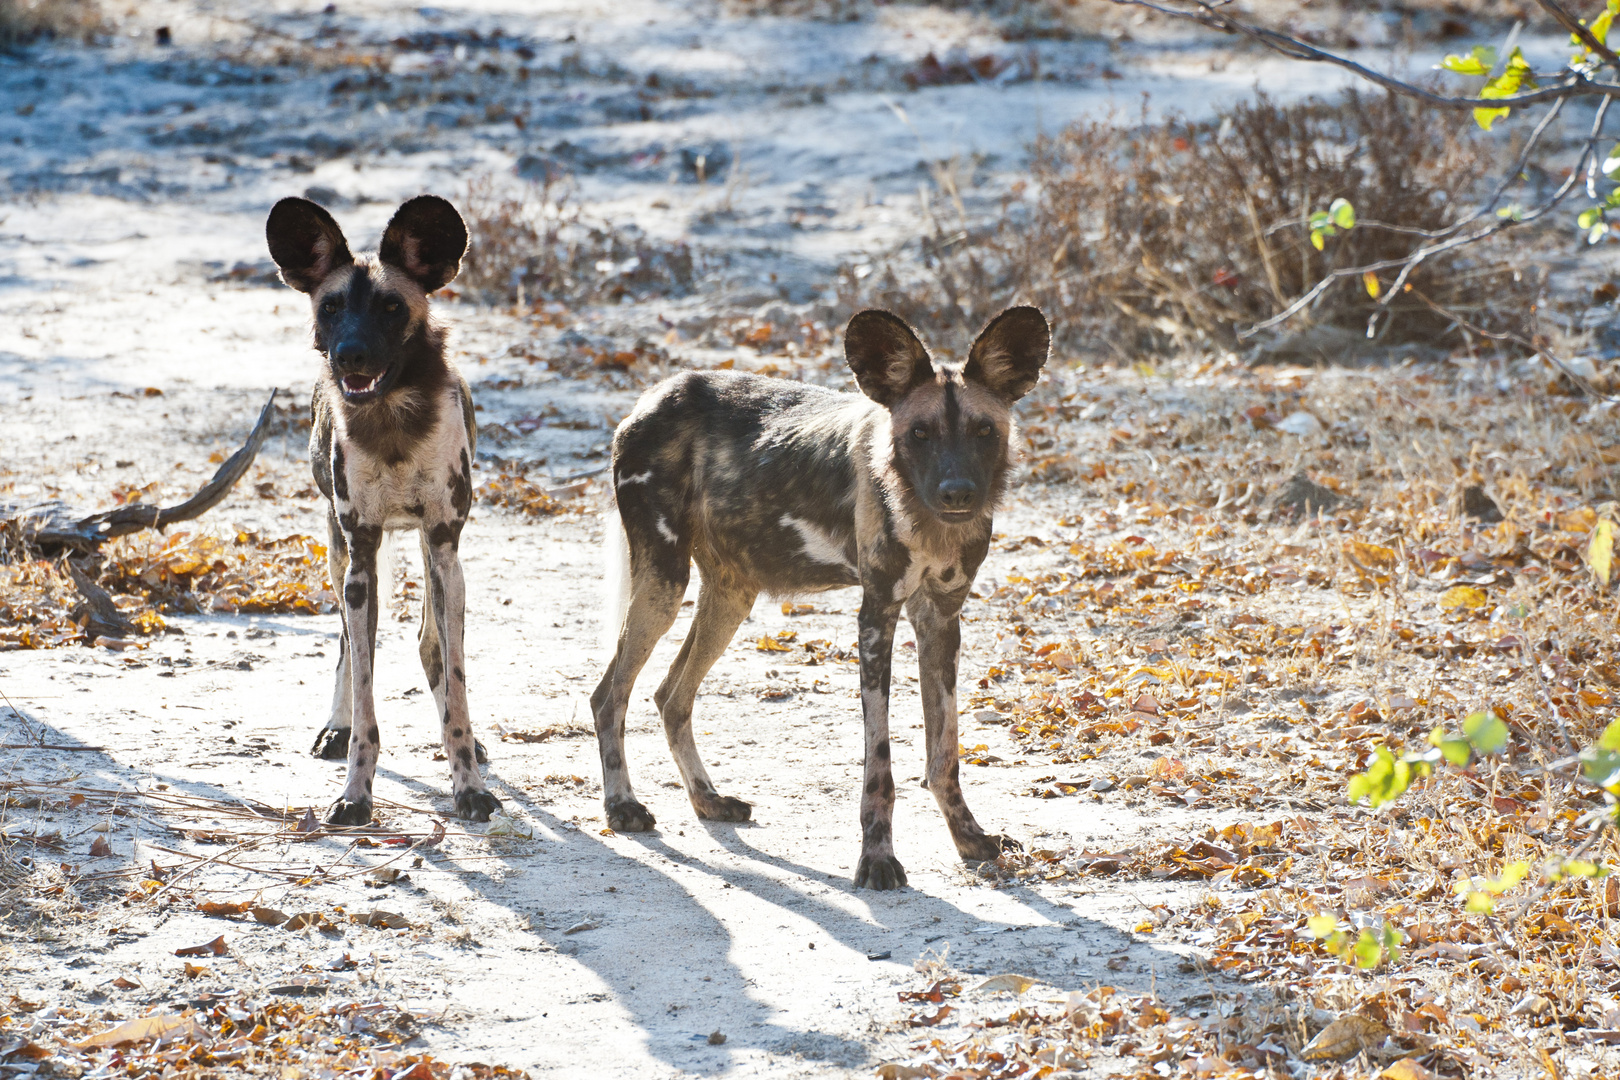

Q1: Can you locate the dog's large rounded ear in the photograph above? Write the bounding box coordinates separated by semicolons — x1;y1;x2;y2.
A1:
844;310;934;407
379;195;468;292
962;306;1050;403
266;197;353;294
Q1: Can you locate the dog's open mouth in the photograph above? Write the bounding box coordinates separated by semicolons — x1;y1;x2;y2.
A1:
938;509;975;523
340;371;387;400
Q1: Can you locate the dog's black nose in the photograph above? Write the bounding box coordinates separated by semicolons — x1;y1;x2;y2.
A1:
937;479;976;510
332;341;366;369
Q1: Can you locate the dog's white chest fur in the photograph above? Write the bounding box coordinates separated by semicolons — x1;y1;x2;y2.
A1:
335;388;468;528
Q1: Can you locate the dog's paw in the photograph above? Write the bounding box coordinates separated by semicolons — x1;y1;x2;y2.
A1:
605;797;656;832
454;788;502;822
473;738;489;765
324;796;372;827
694;794;752;823
958;832;1020;864
311;725;350;760
854;852;908;891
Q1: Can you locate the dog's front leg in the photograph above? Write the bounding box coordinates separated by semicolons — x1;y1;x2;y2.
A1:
909;589;1019;863
328;518;383;826
854;587;905;890
425;520;501;822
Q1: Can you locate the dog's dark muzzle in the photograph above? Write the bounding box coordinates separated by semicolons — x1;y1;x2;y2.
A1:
331;342;392;401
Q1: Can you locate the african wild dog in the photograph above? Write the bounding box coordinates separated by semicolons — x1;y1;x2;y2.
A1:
592;306;1050;889
266;194;502;826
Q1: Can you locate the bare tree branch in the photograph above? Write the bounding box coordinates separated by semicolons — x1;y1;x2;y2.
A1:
1540;0;1620;70
1110;0;1620;109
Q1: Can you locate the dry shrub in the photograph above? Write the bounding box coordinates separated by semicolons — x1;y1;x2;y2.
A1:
841;90;1537;361
0;0;103;48
457;175;699;307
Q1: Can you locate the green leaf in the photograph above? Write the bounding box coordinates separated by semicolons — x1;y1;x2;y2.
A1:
1464;890;1496;914
1429;726;1472;766
1590;222;1611;245
1551;858;1607;879
1591;518;1615;584
1306;915;1339;939
1581;745;1620;789
1473;48;1535;130
1599;718;1620;752
1440;45;1495;76
1488;861;1529;894
1308;210;1331;230
1496;203;1524;221
1604;144;1620;176
1310;229;1325;252
1595;10;1616;50
1580;207;1606;230
1352;929;1383;968
1481;47;1535;100
1330;198;1356;230
1463;710;1509;754
1380;921;1403;964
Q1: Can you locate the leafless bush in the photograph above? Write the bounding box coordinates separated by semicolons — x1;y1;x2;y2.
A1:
839;91;1541;361
0;0;104;48
457;175;700;307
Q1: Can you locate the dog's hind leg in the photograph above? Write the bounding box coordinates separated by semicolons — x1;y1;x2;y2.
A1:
590;538;689;833
908;589;1019;863
654;572;757;823
312;510;353;760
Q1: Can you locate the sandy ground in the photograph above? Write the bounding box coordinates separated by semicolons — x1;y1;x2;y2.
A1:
0;1;1573;1075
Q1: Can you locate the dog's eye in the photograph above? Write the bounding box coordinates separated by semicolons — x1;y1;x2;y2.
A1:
912;427;929;441
977;422;994;437
321;299;338;314
385;301;401;313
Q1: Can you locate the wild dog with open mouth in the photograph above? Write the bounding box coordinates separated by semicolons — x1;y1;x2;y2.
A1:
266;194;502;826
592;307;1050;889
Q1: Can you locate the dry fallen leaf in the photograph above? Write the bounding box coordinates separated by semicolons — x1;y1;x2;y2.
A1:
975;974;1038;995
1302;1014;1391;1061
1381;1059;1437;1080
198;900;252;917
173;934;227;957
350;910;411;929
252;906;289;926
1440;585;1488;611
75;1013;207;1050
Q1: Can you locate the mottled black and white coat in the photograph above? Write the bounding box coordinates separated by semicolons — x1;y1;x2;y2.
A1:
266;195;502;826
592;307;1051;889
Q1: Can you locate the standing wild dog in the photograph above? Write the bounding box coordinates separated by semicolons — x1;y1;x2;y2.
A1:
593;307;1050;889
266;194;502;826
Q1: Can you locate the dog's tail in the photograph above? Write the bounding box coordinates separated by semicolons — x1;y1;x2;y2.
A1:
600;502;632;655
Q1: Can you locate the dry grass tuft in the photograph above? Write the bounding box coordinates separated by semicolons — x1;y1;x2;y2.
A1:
457;175;700;307
0;0;104;48
841;91;1538;361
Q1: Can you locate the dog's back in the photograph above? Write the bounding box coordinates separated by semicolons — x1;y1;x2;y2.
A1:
610;370;871;594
